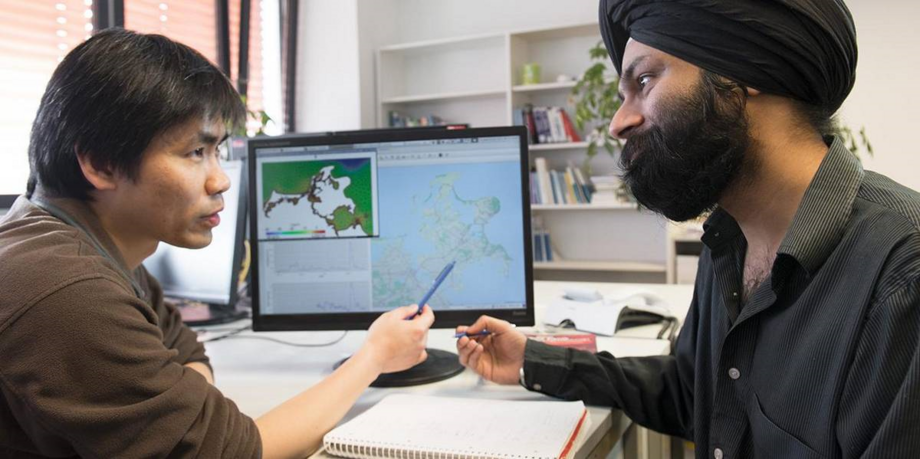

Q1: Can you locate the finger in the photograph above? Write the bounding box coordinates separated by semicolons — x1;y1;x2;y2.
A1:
458;345;470;366
455;325;469;334
468;315;507;334
467;343;483;371
458;338;477;366
394;304;420;319
415;305;435;328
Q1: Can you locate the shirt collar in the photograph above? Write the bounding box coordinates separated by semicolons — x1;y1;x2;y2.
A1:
701;207;742;251
29;184;133;275
701;137;864;274
776;136;864;275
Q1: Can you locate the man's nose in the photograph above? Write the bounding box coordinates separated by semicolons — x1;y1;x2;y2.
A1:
608;103;644;140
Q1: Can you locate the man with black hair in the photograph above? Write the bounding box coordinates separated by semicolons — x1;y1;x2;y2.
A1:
0;28;434;458
458;1;920;458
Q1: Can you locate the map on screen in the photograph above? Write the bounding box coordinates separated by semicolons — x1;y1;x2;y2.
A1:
254;135;527;317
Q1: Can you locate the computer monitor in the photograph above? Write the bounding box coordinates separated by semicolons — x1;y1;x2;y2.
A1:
143;159;249;325
0;195;16;217
248;126;534;386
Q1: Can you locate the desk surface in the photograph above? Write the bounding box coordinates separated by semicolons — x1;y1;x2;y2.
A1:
204;281;694;457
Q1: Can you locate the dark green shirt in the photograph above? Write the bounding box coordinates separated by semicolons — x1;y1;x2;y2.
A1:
523;137;920;458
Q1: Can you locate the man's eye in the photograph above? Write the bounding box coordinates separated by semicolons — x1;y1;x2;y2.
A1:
638;75;652;89
188;148;205;158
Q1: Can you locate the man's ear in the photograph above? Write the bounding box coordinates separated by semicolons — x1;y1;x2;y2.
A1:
75;149;118;191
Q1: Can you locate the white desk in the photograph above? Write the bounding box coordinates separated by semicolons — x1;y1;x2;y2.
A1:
204;281;694;458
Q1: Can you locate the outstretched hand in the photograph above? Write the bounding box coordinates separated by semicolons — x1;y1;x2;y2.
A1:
455;315;527;385
362;304;435;375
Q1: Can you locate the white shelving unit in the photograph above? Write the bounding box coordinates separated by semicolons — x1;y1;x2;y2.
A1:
528;141;591;151
376;23;668;282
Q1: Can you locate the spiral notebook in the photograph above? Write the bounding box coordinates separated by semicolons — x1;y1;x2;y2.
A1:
323;394;588;459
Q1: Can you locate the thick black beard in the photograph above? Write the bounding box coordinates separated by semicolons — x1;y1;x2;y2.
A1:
619;75;752;222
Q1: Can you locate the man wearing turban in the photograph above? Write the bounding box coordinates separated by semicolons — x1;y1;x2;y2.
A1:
458;1;920;457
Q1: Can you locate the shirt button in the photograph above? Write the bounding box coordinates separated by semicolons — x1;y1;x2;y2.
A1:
728;368;741;380
714;447;724;459
533;383;542;391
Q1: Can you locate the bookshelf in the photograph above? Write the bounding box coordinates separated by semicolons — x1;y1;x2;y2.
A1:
529;141;591;151
376;23;668;282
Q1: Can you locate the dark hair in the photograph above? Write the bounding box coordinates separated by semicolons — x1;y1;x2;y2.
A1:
27;28;245;200
701;71;838;138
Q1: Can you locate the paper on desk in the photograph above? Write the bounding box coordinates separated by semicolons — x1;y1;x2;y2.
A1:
544;294;675;336
544;298;619;336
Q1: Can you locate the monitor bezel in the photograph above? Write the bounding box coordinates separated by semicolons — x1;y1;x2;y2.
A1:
248;126;534;331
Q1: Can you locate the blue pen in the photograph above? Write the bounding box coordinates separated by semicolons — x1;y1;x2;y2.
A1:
411;260;456;317
454;330;491;338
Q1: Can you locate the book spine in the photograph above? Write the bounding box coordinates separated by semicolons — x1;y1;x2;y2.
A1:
530;170;541;204
550;107;566;143
533;230;544;262
572;167;592;203
543;232;553;261
523;104;538;144
534;158;553;205
534;107;549;144
550;170;563;204
560;109;582;142
563;168;578;204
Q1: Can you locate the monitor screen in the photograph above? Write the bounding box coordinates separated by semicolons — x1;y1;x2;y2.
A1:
0;195;16;217
248;126;534;331
143;159;248;306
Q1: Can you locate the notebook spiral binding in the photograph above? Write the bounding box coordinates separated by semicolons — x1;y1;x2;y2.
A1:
325;437;551;459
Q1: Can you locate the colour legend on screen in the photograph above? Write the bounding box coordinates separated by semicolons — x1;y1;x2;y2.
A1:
266;229;327;237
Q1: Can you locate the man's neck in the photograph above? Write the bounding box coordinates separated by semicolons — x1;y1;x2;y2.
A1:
87;198;157;271
719;132;829;252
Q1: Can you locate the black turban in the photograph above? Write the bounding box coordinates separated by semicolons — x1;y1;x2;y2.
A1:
600;0;858;114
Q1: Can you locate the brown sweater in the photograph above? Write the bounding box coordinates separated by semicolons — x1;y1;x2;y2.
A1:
0;192;261;458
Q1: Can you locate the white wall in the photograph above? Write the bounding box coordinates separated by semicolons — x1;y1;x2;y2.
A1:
356;0;399;129
840;1;920;191
296;0;362;132
388;0;598;44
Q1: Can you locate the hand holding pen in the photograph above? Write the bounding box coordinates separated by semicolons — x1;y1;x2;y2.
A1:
455;315;527;386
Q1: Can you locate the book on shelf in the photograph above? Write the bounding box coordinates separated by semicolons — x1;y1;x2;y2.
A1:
514;104;582;145
388;110;446;128
533;157;554;205
530;162;595;206
323;394;588;459
532;228;553;262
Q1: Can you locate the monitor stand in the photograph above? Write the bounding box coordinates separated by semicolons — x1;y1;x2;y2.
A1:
335;348;465;388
